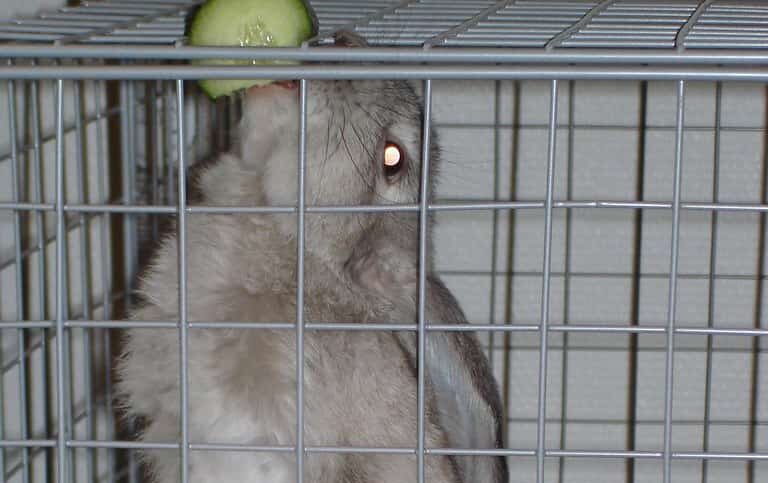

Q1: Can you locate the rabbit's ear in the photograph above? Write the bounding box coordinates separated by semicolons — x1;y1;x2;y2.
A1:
423;276;508;483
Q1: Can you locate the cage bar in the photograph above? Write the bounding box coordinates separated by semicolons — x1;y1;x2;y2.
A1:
92;77;117;483
72;75;96;483
2;319;768;336
701;79;723;483
175;78;190;483
6;75;31;483
417;78;433;483
15;197;768;216
295;78;308;483
557;79;577;483
55;77;69;483
535;78;559;483
6;63;768;81
662;79;686;483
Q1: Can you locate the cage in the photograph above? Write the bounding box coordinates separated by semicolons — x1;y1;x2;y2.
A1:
0;0;767;482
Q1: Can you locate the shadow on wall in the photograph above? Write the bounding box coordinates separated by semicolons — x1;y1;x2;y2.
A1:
1;0;70;21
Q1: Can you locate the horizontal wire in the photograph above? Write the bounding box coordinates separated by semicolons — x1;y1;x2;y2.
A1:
1;290;127;372
505;417;768;428
0;200;111;272
438;269;768;283
489;344;768;355
4;388;114;480
7;232;768;290
0;440;56;448
4;45;768;65
5;332;763;380
1;64;768;82
0;320;765;336
7;199;768;214
436;122;768;133
2;327;764;380
8;413;768;473
1;440;765;461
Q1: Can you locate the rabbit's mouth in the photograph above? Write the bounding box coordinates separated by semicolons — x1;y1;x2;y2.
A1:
274;80;298;89
245;80;298;99
252;80;297;91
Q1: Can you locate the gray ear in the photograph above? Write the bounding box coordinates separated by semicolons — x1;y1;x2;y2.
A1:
391;274;507;483
333;30;369;47
422;276;508;483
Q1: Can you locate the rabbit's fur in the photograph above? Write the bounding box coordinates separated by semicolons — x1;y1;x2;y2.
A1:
116;32;507;483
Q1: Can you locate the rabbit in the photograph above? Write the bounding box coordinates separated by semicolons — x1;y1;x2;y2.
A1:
115;31;507;483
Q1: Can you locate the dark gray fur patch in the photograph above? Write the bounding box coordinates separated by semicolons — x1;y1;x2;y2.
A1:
339;456;368;483
391;333;464;483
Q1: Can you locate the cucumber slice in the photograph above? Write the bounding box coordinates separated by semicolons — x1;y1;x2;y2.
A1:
187;0;318;99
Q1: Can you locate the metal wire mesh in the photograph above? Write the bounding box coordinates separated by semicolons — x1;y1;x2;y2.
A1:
0;0;765;49
0;1;767;483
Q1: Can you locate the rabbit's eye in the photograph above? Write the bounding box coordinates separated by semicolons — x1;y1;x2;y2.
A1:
383;142;404;177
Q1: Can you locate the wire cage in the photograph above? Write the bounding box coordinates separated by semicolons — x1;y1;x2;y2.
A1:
0;0;767;483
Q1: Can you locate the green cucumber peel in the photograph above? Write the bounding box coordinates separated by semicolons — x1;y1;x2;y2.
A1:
187;0;318;99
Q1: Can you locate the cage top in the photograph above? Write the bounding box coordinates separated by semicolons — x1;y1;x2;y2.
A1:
1;0;768;50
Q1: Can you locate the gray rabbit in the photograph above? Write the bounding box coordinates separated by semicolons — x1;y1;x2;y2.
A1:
116;31;507;483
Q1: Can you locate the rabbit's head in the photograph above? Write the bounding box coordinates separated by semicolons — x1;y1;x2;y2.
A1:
236;31;439;270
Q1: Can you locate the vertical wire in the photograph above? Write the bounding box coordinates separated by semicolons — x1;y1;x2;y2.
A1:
501;81;521;439
8;75;30;483
93;78;116;483
120;77;139;483
54;78;69;483
151;81;162;241
701;81;722;483
7;77;19;483
536;79;559;483
128;79;139;287
488;80;501;368
30;75;48;321
62;282;75;482
73;77;95;483
747;84;768;483
94;81;117;483
160;82;168;207
662;79;686;483
557;80;575;483
165;82;176;206
0;85;7;483
175;79;190;483
120;80;136;307
295;78;308;483
627;80;648;483
52;70;74;483
30;73;52;483
417;79;434;483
